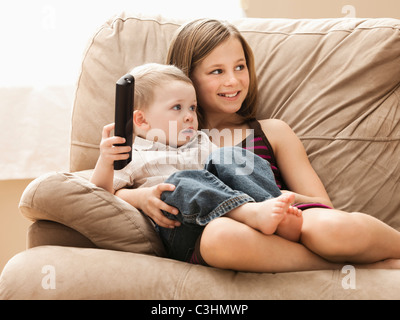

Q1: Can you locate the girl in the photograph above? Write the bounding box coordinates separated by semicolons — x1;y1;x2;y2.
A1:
117;19;400;272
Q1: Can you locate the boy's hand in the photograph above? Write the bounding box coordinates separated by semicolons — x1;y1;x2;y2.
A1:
138;184;181;228
116;183;181;229
90;123;130;193
99;123;131;166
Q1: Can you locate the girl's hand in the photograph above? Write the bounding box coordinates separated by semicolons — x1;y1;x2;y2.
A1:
280;190;302;203
99;123;131;166
281;190;333;208
116;184;181;229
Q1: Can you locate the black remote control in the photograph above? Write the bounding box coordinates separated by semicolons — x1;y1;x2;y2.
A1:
114;73;135;170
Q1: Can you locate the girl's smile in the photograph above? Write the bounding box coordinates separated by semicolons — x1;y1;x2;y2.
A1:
218;90;242;100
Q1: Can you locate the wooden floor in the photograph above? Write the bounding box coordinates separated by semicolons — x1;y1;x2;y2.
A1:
0;179;32;272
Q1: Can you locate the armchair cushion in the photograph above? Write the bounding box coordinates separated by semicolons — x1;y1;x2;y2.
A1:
19;171;166;257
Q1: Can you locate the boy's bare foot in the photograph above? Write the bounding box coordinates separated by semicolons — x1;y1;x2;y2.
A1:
251;193;295;235
239;193;297;235
226;193;302;241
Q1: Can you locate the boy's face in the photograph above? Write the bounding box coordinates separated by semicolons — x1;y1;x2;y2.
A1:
143;81;198;147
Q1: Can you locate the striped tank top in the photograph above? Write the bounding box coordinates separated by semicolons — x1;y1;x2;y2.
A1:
189;119;332;266
240;119;332;211
240;119;288;190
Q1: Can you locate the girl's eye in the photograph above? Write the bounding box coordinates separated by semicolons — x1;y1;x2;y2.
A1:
236;64;245;71
172;105;181;110
211;69;223;75
190;105;197;111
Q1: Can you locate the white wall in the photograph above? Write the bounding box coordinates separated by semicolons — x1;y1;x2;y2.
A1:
242;0;400;19
0;0;245;181
0;0;245;87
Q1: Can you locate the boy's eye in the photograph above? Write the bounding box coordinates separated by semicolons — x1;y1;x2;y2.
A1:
172;105;181;110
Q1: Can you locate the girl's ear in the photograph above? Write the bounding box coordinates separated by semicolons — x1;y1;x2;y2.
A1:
133;110;150;130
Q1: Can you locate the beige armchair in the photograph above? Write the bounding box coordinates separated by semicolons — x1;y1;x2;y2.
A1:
1;13;400;299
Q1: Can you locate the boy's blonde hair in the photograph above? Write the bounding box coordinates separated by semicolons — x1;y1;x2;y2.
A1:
129;63;193;110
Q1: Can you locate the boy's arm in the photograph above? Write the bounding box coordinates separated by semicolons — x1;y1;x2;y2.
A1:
92;124;180;228
90;123;131;194
90;157;115;194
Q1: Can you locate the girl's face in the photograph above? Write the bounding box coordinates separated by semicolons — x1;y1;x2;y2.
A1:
191;36;250;119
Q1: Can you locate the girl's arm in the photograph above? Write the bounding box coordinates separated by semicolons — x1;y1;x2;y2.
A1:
260;119;333;208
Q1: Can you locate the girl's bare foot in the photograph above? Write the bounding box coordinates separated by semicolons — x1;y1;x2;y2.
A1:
357;258;400;269
275;205;303;242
